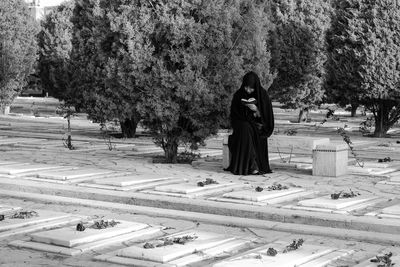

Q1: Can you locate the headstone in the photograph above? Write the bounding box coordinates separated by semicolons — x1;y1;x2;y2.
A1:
116;230;235;263
30;220;148;247
213;242;351;267
313;144;348;177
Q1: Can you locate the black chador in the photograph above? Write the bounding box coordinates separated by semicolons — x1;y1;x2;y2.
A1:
225;71;274;175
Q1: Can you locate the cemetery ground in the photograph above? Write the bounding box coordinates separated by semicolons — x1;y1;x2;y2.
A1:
1;98;400;266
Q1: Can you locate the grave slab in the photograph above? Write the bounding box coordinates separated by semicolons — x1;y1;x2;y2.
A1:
96;238;251;267
90;173;173;187
297;195;380;210
10;226;161;256
117;230;236;263
222;188;305;202
0;209;72;233
0;164;65;175
155;182;235;194
78;177;186;191
35;168;116;181
353;255;400;267
213;242;346;267
0;205;21;215
30;220;148;247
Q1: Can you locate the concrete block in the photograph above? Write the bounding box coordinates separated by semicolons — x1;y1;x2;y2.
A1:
313;144;348;177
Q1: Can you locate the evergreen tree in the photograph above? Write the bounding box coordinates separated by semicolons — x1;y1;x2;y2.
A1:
38;1;74;100
269;0;331;122
139;0;275;162
326;0;363;117
328;0;400;136
0;0;38;109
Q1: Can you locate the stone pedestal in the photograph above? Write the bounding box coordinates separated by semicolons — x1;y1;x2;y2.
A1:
313;144;348;177
0;105;10;115
222;135;230;169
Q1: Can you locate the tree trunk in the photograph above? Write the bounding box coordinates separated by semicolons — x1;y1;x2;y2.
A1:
164;136;178;163
350;103;358;117
120;114;140;138
297;107;309;123
373;100;392;137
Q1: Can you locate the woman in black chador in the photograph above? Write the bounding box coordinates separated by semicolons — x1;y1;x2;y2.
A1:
225;71;274;175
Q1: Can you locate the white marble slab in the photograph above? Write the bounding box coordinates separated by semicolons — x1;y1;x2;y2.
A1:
0;164;64;175
91;173;172;187
298;195;377;210
213;243;336;267
353;255;400;267
35;168;115;180
0;205;21;215
10;226;161;256
155;182;233;194
117;230;235;263
223;188;305;202
0;209;71;233
30;220;148;247
0;161;22;166
381;204;400;215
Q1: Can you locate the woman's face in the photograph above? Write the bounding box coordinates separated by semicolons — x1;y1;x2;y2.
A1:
244;86;254;94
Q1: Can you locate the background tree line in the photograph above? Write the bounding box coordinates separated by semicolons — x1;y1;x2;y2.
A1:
1;0;400;161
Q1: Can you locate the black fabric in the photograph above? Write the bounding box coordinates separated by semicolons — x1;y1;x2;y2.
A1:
225;71;274;175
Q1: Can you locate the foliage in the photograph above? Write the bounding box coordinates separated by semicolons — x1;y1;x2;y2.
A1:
327;0;400;136
38;1;74;100
70;0;152;137
0;0;39;108
269;0;331;119
138;0;275;162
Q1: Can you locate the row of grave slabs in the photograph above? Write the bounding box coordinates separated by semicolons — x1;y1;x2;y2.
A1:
1;160;400;217
1;203;390;266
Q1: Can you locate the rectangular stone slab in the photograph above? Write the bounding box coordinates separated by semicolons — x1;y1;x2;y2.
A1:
117;230;235;263
298;195;376;210
223;188;305;202
91;173;172;187
381;204;400;215
155;183;233;194
213;243;334;267
0;209;71;233
0;205;21;215
353;255;400;267
30;220;148;247
0;164;64;175
36;168;115;180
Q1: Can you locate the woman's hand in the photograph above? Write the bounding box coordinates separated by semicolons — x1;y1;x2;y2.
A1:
246;104;258;112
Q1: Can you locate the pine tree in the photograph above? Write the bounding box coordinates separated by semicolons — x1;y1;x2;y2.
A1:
269;0;331;122
0;0;38;109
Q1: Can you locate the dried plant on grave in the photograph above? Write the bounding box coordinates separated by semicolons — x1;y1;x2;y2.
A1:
90;219;120;229
100;123;116;151
331;189;360;200
143;234;198;249
283;128;297;136
197;178;218;187
277;145;293;164
267;183;288;191
255;186;264;192
337;127;364;168
378;157;392;163
359;117;374;135
370;252;394;267
57;105;75;150
282;239;304;253
76;222;86;232
11;211;39;219
0;214;4;221
266;247;277;256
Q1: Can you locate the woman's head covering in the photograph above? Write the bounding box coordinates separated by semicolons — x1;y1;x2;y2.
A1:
240;71;261;98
